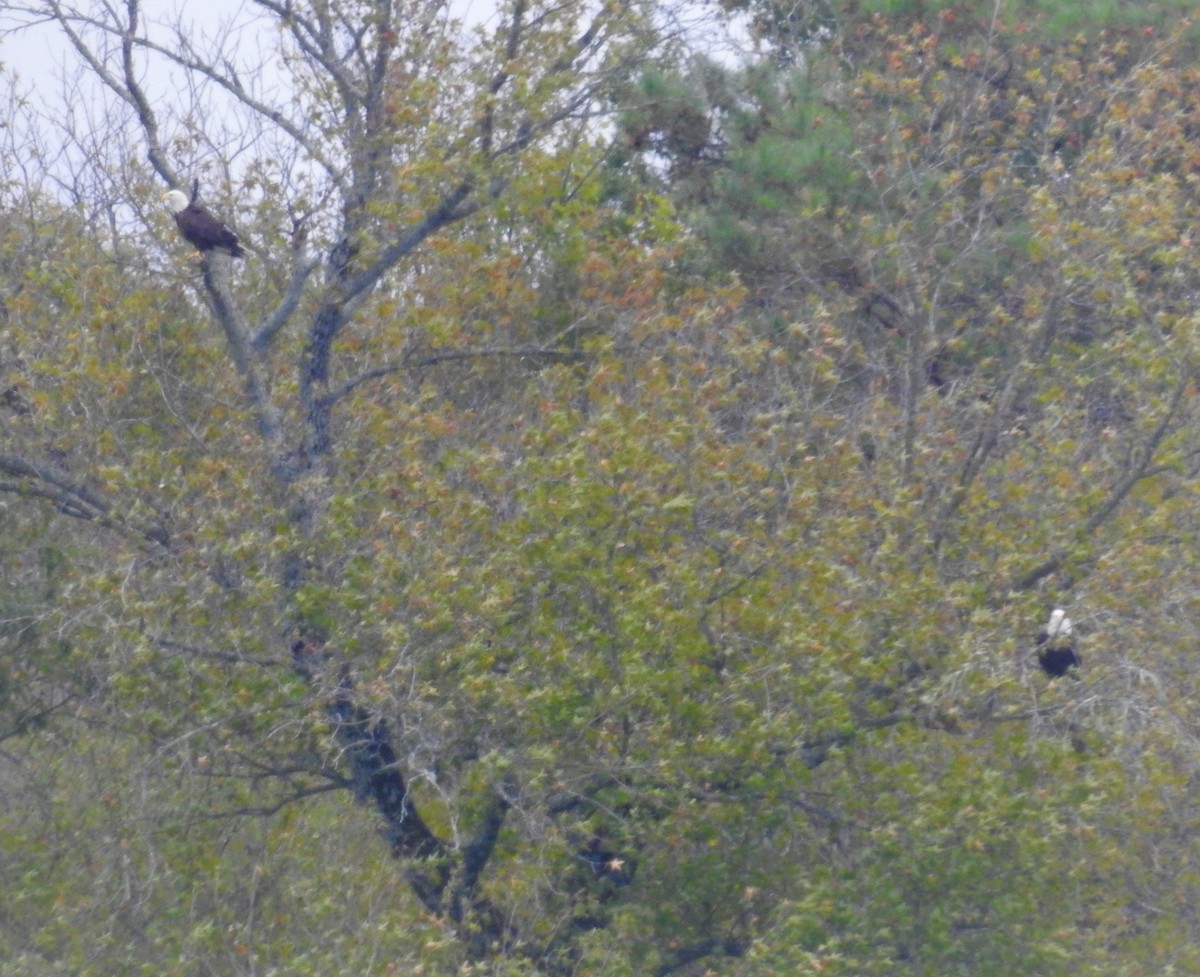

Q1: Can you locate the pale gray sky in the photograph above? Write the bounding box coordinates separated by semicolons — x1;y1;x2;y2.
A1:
1;0;744;115
1;2;283;202
2;1;261;93
0;0;747;216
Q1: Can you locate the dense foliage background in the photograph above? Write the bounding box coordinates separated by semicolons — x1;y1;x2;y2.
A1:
4;1;1200;974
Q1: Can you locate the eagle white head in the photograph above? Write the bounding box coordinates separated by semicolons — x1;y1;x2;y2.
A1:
160;187;245;257
162;189;190;214
1045;608;1072;640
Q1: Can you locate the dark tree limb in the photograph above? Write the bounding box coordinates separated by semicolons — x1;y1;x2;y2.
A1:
199;257;288;457
324;668;517;957
315;343;587;411
654;937;748;977
1013;364;1194;593
0;454;168;547
153;635;284;669
37;0;180;188
251;249;322;351
457;788;511;905
300;179;479;396
119;0;178;186
180;782;350;821
329;671;446;862
0;694;78;744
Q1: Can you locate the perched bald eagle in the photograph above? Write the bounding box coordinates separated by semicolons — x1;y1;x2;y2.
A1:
1035;608;1080;678
162;189;244;258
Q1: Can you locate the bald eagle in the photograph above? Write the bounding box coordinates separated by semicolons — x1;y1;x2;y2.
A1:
1035;608;1080;678
162;189;244;258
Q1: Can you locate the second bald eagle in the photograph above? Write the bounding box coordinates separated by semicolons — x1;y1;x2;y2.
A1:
163;189;244;258
1035;608;1080;678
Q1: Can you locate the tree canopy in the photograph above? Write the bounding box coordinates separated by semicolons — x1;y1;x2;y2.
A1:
4;2;1200;975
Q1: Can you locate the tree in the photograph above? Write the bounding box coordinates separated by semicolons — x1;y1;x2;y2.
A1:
8;2;1200;976
609;5;1200;972
0;0;693;970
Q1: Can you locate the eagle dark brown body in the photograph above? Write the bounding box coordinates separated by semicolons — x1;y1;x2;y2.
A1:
1035;609;1080;678
163;189;244;258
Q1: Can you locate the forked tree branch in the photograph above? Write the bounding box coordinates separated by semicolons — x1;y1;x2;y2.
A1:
1013;362;1196;593
0;453;169;546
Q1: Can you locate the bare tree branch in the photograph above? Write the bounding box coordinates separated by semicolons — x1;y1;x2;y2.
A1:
251;250;322;351
153;635;285;669
0;453;168;546
300;178;479;401
179;781;349;820
199;257;288;464
140;23;346;187
118;0;177;186
653;937;748;977
1013;363;1196;592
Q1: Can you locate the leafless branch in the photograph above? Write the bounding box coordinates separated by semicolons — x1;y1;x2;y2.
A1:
118;0;177;185
137;26;346;187
251;250;322;351
153;635;285;669
1013;364;1196;592
0;453;168;546
317;343;587;410
653;937;747;977
180;781;349;820
198;258;287;459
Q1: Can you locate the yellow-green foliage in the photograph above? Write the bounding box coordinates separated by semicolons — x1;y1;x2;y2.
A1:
6;4;1200;977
